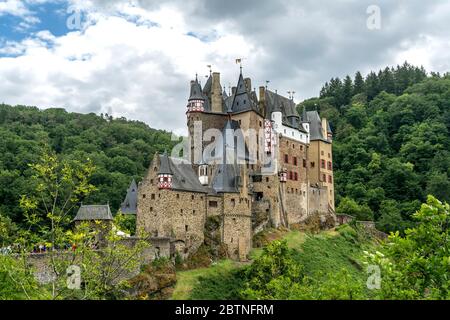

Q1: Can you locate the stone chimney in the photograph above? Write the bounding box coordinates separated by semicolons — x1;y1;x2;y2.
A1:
259;86;266;117
211;72;222;113
321;118;328;138
244;78;252;93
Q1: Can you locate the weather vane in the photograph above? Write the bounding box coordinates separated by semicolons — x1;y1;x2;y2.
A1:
235;58;244;73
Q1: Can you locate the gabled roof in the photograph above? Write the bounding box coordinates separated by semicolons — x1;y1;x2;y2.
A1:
159;151;172;175
230;73;257;113
158;155;208;193
305;111;329;142
222;87;228;99
120;179;138;214
265;90;306;132
74;205;113;221
202;75;212;96
188;78;205;101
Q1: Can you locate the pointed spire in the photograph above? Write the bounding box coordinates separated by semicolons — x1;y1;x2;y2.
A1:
120;179;138;214
159;150;172;175
222;86;228;99
189;76;205;101
273;90;282;112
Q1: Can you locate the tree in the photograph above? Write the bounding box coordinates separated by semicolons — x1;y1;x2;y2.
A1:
365;71;380;100
240;240;303;299
343;75;353;106
353;71;365;95
12;151;151;299
367;196;450;299
336;197;374;221
0;213;18;246
375;200;407;233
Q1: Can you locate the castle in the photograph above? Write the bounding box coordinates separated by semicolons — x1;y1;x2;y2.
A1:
120;69;336;261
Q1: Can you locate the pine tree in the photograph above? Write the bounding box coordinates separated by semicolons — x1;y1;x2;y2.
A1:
365;71;380;100
343;75;353;106
353;71;365;95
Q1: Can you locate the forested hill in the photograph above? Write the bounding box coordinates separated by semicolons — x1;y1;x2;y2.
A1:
1;62;449;234
299;62;450;233
0;105;176;223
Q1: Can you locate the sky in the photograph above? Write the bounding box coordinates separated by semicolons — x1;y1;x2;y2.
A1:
0;0;449;135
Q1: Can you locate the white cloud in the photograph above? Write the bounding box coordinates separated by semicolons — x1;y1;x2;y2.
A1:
0;4;254;135
0;0;31;16
0;0;450;135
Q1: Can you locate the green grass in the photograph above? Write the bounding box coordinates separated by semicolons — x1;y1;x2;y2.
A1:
283;230;307;248
171;260;239;300
171;225;377;300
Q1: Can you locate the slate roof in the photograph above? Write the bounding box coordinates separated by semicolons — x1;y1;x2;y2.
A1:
120;179;138;214
305;111;330;142
188;78;205;101
159;154;208;193
202;75;212;96
230;73;258;113
265;89;306;132
74;205;113;221
159;151;172;174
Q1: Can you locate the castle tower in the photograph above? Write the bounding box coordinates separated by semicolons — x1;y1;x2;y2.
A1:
305;111;335;210
187;76;205;113
158;151;173;189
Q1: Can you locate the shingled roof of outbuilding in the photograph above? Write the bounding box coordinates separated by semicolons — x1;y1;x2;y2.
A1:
74;204;113;221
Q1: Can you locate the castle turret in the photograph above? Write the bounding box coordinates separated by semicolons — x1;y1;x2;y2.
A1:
271;91;283;131
158;152;173;189
187;76;205;113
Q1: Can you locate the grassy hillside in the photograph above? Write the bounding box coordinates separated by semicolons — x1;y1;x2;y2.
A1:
172;225;378;300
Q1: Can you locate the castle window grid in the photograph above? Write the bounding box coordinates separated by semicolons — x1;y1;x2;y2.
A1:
264;119;274;154
158;174;173;189
187;99;204;112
